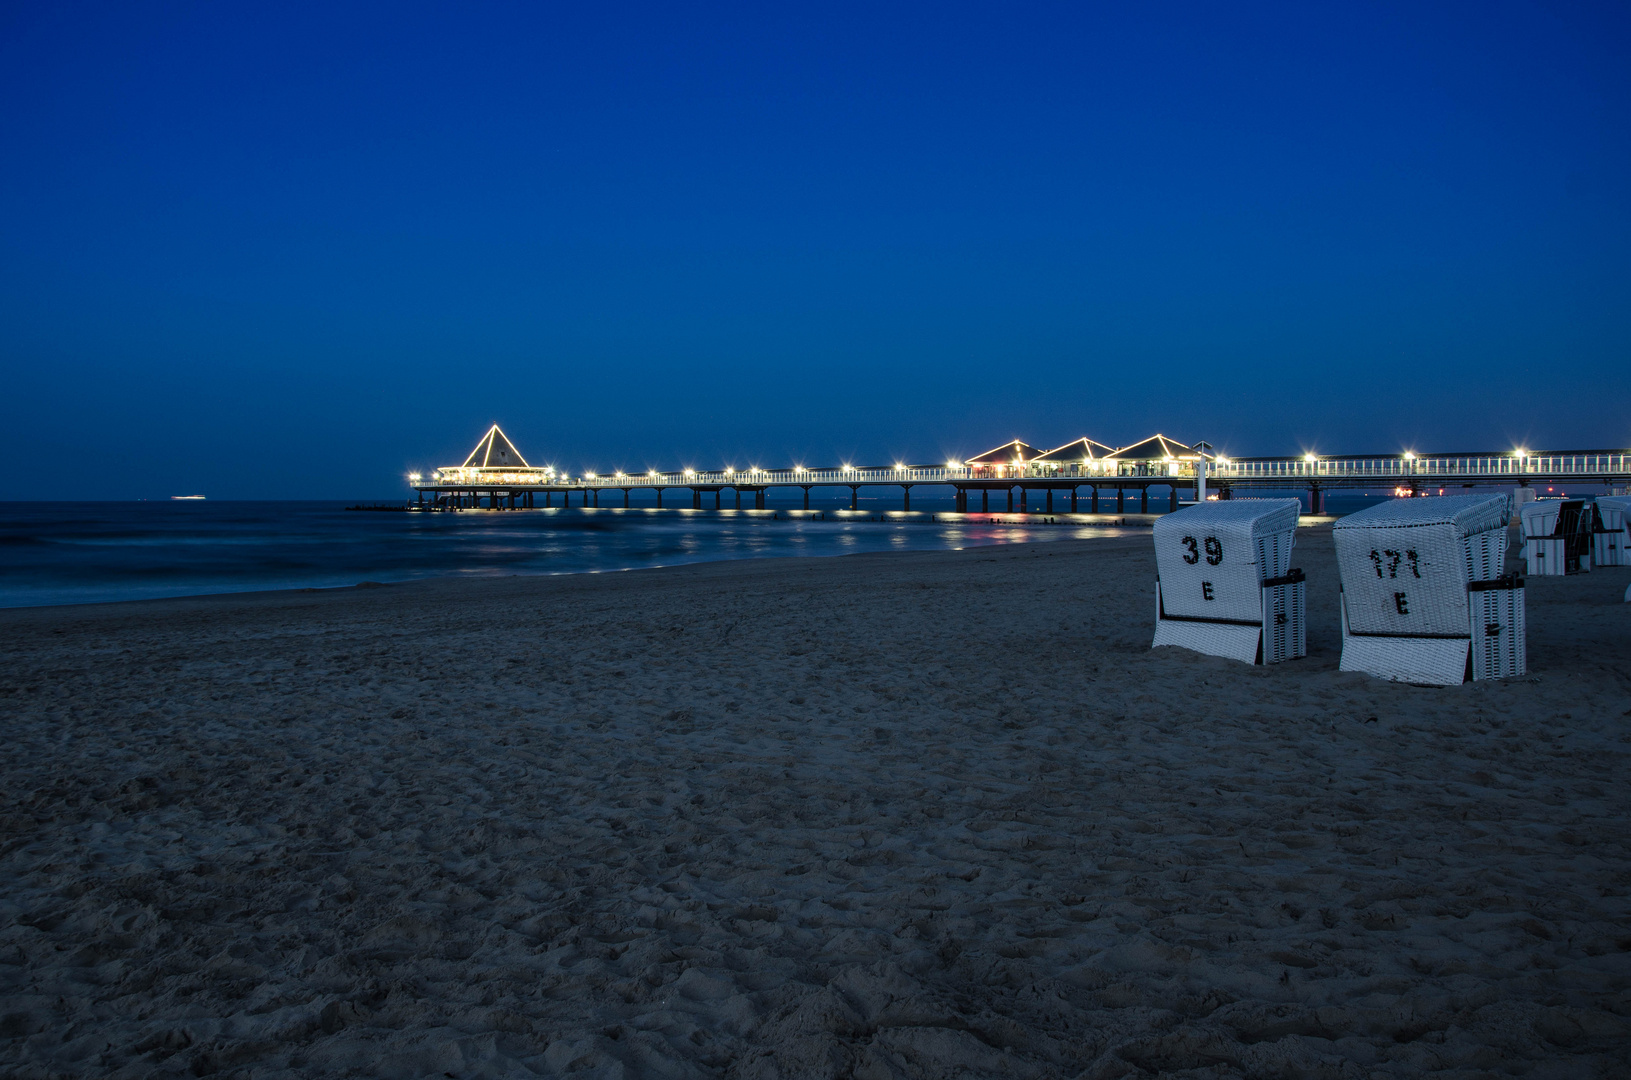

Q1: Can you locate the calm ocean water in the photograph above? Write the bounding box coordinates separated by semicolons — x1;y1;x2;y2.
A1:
0;492;1403;609
0;501;1140;609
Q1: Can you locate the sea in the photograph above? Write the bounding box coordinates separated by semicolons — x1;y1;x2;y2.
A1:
0;491;1395;609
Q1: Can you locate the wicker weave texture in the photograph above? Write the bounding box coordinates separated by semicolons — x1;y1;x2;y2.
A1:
1470;586;1526;680
1597;496;1631;524
1525;537;1571;576
1593;498;1630;566
1334;494;1509;535
1260;580;1306;664
1461;529;1508;581
1338;594;1470;686
1335;523;1473;636
1519;500;1562;536
1152;500;1300;624
1151;582;1262;663
1253;533;1294;580
1593;531;1626;567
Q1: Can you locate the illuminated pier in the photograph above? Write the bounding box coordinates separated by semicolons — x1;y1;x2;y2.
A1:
410;425;1631;514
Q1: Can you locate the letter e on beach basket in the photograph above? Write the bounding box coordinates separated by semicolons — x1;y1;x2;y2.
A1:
1334;494;1523;685
1152;499;1305;665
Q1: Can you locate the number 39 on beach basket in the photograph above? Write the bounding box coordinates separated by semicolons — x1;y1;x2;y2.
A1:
1152;499;1306;665
1334;494;1522;686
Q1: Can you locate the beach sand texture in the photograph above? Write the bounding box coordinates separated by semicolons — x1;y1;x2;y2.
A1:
2;529;1628;1078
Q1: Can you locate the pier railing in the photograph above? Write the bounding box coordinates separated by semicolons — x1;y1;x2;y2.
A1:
420;451;1630;489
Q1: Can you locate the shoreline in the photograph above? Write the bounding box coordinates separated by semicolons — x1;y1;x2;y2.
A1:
0;511;1342;613
2;535;1627;1075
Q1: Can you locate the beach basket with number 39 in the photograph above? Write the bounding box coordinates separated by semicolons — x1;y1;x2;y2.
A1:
1152;498;1305;665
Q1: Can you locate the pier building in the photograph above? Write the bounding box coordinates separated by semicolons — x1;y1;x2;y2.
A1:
410;425;1631;513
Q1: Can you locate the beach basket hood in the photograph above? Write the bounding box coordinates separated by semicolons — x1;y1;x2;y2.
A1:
1337;494;1511;538
1153;499;1301;624
1333;494;1509;639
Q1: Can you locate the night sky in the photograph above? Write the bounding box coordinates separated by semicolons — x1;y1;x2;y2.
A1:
2;2;1627;498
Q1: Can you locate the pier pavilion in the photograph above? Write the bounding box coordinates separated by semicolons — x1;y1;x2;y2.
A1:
410;425;1631;513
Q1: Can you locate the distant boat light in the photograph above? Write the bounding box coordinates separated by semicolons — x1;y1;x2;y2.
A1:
171;495;206;500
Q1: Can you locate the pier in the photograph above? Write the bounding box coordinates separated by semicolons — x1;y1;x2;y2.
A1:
410;426;1631;513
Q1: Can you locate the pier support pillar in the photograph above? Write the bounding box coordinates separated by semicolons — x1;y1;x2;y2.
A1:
623;489;630;508
715;490;721;509
1007;488;1014;512
656;488;663;508
1141;487;1148;513
981;489;989;512
802;486;811;510
736;489;742;510
1117;488;1125;512
1169;487;1178;512
849;486;859;510
1090;486;1098;513
1309;484;1323;514
755;490;765;510
902;485;911;511
1070;488;1077;513
1020;488;1028;513
1045;489;1054;514
593;490;600;507
692;488;702;510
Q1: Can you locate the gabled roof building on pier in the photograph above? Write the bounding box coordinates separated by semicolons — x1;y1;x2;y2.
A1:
431;425;556;484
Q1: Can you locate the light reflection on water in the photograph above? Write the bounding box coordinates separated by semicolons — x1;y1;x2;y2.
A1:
0;503;1138;608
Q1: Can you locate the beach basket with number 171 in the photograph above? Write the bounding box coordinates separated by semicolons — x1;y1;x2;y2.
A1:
1334;494;1521;685
1152;499;1305;665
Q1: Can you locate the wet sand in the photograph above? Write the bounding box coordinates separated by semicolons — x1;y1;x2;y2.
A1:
1;529;1628;1078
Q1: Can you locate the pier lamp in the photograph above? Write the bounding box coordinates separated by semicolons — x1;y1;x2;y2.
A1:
1303;453;1318;463
585;472;597;480
648;470;658;478
842;464;854;473
724;467;734;475
1513;447;1528;458
684;469;695;478
1403;452;1415;461
408;473;421;482
947;460;959;469
794;465;806;474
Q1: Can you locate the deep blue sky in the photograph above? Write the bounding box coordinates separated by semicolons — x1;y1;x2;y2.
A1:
2;2;1627;498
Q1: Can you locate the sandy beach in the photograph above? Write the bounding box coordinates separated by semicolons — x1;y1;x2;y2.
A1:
1;528;1628;1078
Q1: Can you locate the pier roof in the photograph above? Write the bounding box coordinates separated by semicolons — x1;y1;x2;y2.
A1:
966;440;1043;465
462;425;530;469
1035;437;1115;463
1107;434;1205;461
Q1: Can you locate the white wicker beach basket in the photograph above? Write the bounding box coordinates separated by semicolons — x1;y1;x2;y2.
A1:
1334;494;1520;685
1593;496;1631;567
1152;499;1304;665
1520;500;1592;575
